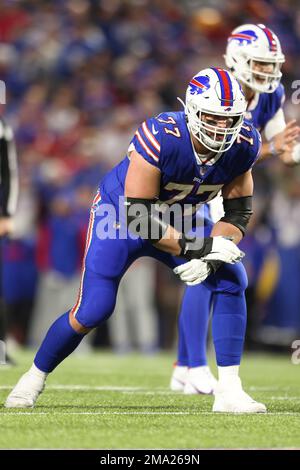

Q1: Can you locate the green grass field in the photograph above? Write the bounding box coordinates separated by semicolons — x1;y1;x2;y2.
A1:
0;350;299;449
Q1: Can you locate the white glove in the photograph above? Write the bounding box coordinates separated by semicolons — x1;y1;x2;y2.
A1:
174;259;212;286
201;236;244;264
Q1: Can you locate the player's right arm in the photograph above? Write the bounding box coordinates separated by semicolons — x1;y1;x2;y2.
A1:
125;150;182;256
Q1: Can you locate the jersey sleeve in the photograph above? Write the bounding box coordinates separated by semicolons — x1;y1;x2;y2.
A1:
264;107;286;141
273;83;285;112
237;124;262;174
128;117;163;170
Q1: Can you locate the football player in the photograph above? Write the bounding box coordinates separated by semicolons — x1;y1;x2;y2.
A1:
5;67;266;413
171;24;300;395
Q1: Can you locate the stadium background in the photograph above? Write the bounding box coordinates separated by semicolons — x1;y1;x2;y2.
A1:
1;0;300;355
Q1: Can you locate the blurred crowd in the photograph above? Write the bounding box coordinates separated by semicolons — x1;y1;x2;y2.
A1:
1;0;300;353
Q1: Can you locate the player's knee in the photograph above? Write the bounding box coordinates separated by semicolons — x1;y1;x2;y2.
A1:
217;262;248;295
230;263;248;294
70;287;118;330
69;312;93;334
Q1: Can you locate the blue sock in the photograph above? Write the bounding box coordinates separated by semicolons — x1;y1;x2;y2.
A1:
34;312;85;373
176;309;188;366
178;284;211;367
212;291;247;366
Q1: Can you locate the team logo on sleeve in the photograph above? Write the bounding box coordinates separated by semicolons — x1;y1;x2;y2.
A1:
188;76;210;95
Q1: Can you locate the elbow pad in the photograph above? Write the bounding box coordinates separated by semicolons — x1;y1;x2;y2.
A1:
220;196;253;236
124;197;168;243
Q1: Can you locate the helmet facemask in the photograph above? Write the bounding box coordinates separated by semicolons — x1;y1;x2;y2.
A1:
186;101;244;153
238;54;284;93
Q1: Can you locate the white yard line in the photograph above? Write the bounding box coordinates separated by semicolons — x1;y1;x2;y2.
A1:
0;385;298;399
1;411;300;416
0;385;164;391
269;396;300;400
249;386;282;391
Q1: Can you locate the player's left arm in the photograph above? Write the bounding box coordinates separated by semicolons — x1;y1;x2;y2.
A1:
257;86;300;164
211;170;254;245
174;172;252;285
259;113;300;163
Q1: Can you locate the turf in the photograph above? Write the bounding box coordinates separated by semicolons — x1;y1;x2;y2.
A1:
0;350;299;449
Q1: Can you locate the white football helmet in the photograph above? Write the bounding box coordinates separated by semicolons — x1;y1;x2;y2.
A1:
183;67;246;153
225;24;285;93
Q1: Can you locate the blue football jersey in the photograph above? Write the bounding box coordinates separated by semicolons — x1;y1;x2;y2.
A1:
245;84;285;132
99;111;261;219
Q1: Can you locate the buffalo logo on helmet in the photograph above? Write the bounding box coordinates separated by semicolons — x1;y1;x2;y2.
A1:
228;29;258;45
188;75;210;95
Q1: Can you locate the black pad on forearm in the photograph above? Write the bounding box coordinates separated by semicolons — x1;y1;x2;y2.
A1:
124;197;168;243
220;196;253;236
